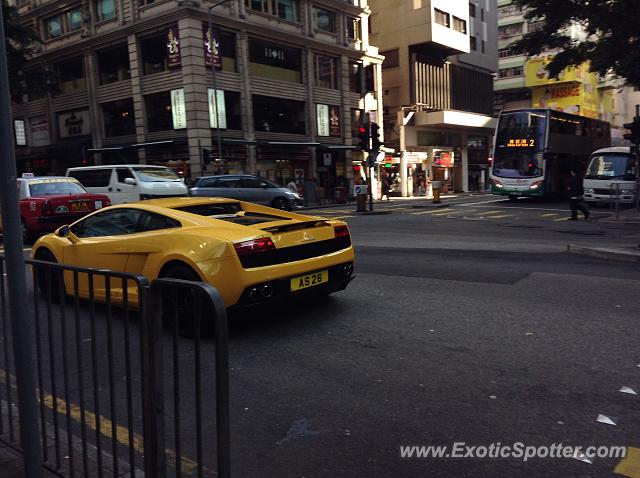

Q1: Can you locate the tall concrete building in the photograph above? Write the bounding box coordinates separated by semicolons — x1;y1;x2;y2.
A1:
9;0;384;201
368;0;498;196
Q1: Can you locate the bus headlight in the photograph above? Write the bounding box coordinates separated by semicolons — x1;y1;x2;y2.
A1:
492;179;504;189
584;188;594;194
529;180;543;190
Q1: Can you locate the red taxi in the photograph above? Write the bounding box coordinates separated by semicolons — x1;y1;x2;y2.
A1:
12;175;110;242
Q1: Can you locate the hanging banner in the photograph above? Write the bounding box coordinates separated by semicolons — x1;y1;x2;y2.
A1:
30;116;50;147
14;120;26;146
208;89;227;129
167;25;181;69
170;89;187;129
203;24;222;70
329;106;341;137
316;104;329;137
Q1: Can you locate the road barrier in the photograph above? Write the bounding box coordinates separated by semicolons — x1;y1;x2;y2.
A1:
0;256;230;478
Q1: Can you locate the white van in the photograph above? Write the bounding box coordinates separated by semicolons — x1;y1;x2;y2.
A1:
583;147;637;205
66;165;188;205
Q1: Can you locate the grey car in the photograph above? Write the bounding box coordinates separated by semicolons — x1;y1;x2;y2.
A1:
189;174;304;210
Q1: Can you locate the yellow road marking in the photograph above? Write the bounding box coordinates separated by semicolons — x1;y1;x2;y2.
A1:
410;209;451;215
479;210;507;215
614;447;640;477
541;213;559;217
333;215;355;219
486;214;512;219
41;393;200;474
553;217;571;222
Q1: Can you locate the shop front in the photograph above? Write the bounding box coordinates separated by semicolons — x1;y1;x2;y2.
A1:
256;146;311;191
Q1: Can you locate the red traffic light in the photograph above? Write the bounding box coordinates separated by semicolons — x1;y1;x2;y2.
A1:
358;126;367;134
353;165;361;171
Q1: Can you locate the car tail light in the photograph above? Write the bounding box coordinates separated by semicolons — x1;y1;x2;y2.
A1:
42;200;52;216
234;238;276;256
334;225;350;239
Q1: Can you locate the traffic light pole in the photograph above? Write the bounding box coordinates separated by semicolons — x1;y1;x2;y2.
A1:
0;6;43;477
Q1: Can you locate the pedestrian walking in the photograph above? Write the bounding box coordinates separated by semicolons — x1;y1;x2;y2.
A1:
381;172;391;201
567;168;590;220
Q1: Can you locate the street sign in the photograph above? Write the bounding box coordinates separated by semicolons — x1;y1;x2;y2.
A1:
354;185;368;195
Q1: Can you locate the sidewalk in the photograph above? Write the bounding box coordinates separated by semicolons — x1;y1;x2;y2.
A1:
299;192;491;210
0;442;58;478
596;206;640;225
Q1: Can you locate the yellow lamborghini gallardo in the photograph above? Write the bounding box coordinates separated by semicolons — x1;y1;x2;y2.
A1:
32;197;355;308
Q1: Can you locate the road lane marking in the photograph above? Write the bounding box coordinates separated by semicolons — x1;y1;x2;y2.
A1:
485;214;512;219
478;210;507;215
553;217;571;222
410;209;452;215
0;369;201;475
541;213;559;217
333;215;355;219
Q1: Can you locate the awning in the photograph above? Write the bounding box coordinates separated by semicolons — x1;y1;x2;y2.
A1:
414;110;497;130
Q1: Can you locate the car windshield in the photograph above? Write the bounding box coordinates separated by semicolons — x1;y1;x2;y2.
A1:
134;168;181;182
28;180;87;196
584;153;636;181
492;151;543;178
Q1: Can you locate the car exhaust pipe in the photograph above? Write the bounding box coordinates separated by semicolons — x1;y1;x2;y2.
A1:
248;287;260;301
261;285;274;299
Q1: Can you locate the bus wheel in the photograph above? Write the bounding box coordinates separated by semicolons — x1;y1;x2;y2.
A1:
508;195;518;202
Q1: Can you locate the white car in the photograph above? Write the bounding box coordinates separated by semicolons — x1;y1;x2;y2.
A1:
66;165;188;205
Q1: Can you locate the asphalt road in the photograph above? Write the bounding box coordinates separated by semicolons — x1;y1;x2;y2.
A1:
3;195;640;477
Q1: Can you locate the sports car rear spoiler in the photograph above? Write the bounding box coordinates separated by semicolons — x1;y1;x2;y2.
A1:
260;220;331;234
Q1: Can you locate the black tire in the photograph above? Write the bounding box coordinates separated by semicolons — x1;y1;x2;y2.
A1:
272;197;291;211
34;248;62;303
160;263;210;337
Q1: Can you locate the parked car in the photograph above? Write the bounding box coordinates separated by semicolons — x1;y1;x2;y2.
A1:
32;197;354;332
189;175;304;210
0;174;110;242
66;165;188;205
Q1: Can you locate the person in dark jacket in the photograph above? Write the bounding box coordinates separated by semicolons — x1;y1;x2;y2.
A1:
567;169;590;220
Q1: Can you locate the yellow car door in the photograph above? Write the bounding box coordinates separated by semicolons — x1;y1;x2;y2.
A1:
62;208;142;300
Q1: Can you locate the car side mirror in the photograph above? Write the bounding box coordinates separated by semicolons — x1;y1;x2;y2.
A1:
124;178;137;185
57;225;79;244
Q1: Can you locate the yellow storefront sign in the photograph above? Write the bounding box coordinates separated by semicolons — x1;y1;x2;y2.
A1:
524;56;587;87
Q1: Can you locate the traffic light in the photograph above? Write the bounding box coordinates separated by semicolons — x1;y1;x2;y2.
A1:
623;116;640;145
370;122;381;151
357;123;370;151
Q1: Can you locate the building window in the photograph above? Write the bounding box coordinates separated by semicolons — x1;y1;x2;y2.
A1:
498;4;523;17
252;95;305;134
498;23;523;38
348;61;363;93
498;66;523;78
97;44;130;84
434;8;450;28
102;98;135;137
482;39;486;53
381;49;399;69
313;6;336;33
481;8;484;21
141;34;170;75
248;38;302;83
97;0;116;21
315;55;338;89
452;16;467;34
55;57;85;93
219;31;237;72
470;36;477;51
144;92;173;132
528;21;545;33
245;0;300;23
347;16;361;42
44;8;82;39
469;3;476;17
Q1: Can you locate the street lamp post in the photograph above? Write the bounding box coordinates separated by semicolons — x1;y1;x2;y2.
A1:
208;0;235;168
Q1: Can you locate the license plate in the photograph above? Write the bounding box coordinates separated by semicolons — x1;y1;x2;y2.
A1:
290;270;329;291
71;201;89;212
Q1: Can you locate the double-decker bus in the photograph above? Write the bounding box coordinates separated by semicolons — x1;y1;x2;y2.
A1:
490;108;611;200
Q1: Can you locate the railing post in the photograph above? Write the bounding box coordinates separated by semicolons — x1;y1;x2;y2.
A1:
141;286;166;477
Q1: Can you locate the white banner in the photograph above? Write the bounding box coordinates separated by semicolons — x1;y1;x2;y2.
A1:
316;104;329;137
208;89;227;129
170;88;187;129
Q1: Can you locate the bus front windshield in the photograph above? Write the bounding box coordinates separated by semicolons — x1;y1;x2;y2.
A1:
585;153;636;181
493;111;546;179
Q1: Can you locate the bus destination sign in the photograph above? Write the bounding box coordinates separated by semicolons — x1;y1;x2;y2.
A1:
505;138;536;148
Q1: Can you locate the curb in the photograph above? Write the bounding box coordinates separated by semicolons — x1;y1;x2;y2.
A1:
355;210;393;215
567;244;640;263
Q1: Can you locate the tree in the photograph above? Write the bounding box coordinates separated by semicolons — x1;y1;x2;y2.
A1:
511;0;640;88
2;0;54;101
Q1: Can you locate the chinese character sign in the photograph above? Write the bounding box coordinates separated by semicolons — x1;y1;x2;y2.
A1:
167;25;181;69
203;24;222;70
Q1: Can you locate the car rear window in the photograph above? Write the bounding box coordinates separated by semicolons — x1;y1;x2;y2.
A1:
29;180;87;196
175;203;243;216
175;203;292;225
68;169;112;187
